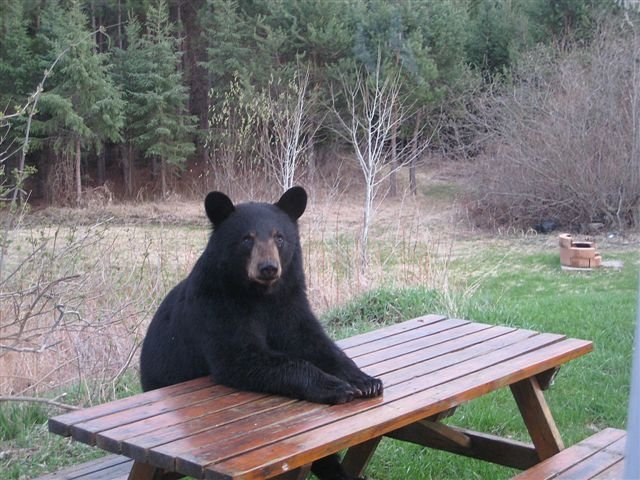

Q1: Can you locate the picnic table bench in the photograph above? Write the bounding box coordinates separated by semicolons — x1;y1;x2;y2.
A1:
46;314;600;479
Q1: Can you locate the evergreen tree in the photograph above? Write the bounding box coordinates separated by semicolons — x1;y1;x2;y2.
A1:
202;0;256;90
0;1;38;110
466;0;522;77
525;0;614;47
31;0;124;205
116;0;196;198
0;0;40;182
112;17;144;196
351;0;469;194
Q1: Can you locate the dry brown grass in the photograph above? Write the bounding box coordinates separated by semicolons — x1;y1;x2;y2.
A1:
0;222;205;402
0;170;466;403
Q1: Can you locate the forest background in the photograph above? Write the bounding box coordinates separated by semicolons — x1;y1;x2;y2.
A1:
0;0;638;231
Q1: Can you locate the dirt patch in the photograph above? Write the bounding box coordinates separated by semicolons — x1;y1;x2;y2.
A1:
21;201;208;228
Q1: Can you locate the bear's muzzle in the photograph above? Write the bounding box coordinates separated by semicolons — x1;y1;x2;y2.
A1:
248;237;282;285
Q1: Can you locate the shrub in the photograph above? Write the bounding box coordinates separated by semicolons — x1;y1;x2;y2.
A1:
469;22;640;231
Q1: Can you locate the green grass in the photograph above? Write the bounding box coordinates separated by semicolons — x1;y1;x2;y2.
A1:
0;372;143;479
0;403;49;442
323;248;638;479
421;182;460;201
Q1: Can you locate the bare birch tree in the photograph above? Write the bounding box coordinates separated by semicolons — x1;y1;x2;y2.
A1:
259;68;318;192
331;60;409;274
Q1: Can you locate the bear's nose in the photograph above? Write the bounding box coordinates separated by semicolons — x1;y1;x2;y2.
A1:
258;261;280;280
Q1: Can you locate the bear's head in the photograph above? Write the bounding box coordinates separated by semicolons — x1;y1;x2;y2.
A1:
203;187;307;294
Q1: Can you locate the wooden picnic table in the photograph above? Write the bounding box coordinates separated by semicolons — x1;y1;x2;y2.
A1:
48;314;593;480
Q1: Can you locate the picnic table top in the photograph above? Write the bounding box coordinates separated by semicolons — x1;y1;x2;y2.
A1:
49;314;593;480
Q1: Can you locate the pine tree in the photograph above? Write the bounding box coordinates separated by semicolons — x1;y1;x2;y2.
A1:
112;16;145;196
0;1;38;110
116;0;196;198
31;0;124;205
352;0;468;195
0;0;40;186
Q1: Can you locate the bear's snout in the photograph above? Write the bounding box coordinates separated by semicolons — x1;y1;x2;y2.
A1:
248;237;282;285
258;260;280;281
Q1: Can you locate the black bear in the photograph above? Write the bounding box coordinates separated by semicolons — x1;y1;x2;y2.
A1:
140;186;383;480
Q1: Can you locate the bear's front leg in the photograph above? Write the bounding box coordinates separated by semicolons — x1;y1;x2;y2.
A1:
291;322;384;399
208;345;362;404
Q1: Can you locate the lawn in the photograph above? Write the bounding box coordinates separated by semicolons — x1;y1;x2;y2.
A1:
340;244;638;479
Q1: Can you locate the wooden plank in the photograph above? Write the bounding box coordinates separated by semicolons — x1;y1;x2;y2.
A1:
49;377;214;436
164;329;538;477
555;448;624;479
97;395;292;454
34;455;133;480
71;386;245;445
362;324;527;378
590;459;625;479
416;420;472;448
366;327;540;384
122;397;306;463
602;435;627;455
341;437;382;477
199;337;591;480
571;427;627;454
386;422;539;470
512;428;626;480
344;317;470;358
353;321;499;369
512;444;598;480
145;401;325;471
510;376;564;460
336;315;448;350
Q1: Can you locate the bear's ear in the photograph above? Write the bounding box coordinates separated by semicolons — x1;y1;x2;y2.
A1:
205;191;235;228
275;186;307;221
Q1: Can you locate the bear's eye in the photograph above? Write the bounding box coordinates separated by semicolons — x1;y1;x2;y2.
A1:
274;233;285;247
241;235;254;247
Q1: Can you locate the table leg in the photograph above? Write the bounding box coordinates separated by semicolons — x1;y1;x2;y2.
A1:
128;461;184;480
510;375;564;461
342;437;382;477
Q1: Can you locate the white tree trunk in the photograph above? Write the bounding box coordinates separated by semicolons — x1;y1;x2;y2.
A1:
260;68;315;192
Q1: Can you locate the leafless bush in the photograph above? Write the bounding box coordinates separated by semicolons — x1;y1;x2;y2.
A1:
204;78;272;200
0;219;182;405
469;22;640;231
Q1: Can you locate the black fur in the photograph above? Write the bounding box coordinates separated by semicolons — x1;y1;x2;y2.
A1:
140;187;381;480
